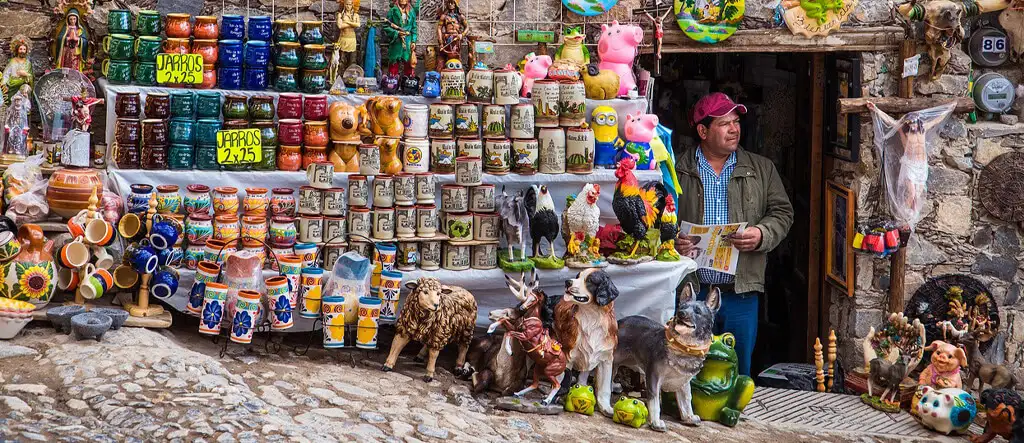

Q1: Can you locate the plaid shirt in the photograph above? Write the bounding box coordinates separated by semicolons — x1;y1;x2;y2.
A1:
696;148;736;285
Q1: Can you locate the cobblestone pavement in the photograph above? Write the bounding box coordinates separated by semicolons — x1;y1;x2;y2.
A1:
0;324;963;443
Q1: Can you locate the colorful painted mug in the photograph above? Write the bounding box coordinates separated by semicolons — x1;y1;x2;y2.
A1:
199;282;228;335
299;267;324;318
190;261;221;315
266;276;293;330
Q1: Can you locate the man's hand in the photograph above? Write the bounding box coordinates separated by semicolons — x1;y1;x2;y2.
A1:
674;233;694;256
731;227;762;252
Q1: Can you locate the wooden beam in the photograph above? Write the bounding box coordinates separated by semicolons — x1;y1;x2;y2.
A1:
837;97;975;115
808;54;825;363
652;26;905;54
887;41;917;314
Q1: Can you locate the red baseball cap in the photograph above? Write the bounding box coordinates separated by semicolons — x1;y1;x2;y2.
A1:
690;92;747;127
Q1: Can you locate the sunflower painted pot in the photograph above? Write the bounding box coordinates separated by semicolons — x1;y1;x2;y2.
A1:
0;225;56;310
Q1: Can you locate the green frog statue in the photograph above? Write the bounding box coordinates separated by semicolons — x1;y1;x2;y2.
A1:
690;333;756;427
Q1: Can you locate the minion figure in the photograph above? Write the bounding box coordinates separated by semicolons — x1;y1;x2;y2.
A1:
592;106;624;168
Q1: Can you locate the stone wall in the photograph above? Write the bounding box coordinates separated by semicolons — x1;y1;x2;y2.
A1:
829;42;1024;376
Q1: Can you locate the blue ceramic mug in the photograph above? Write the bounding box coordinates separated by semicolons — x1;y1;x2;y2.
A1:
156;245;176;266
128;184;154;213
128;244;159;274
151;267;180;299
247;16;273;41
243;68;268;90
220;15;245;40
168;118;195;145
218;40;243;67
149;215;181;250
218;66;242;90
244;41;270;68
196;119;222;145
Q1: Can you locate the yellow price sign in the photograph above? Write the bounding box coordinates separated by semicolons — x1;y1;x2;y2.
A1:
156;53;204;85
216;129;263;165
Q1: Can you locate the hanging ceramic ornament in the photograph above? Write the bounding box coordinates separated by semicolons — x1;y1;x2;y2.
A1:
563;0;619;16
780;0;856;37
673;0;745;44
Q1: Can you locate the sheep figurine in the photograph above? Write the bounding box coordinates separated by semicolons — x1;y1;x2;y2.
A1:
382;277;478;382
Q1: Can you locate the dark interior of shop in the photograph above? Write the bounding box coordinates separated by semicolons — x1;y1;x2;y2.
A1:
651;52;817;374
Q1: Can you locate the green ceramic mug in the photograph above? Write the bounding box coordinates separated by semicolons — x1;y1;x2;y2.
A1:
107;9;133;34
103;34;135;61
134;62;157;86
135;36;162;62
103;60;133;85
136;10;162;36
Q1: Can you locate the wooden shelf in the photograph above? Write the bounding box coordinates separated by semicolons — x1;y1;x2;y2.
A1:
652;26;905;54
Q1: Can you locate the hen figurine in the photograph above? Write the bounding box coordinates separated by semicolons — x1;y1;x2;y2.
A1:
525;185;563;269
562;183;605;268
498;188;534;272
611;157;666;262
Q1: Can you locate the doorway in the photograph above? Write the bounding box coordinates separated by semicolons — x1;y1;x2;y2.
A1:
651;52;824;374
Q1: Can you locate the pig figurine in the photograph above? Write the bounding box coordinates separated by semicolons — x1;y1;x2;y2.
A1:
616;113;659;170
917;386;977;434
520;52;553;98
597;21;644;97
919;340;967;390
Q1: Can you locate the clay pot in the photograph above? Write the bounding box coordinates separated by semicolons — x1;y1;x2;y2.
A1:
165;13;193;39
46;167;104;219
277;145;302;171
194;16;219;39
192;39;218;65
303;121;328;147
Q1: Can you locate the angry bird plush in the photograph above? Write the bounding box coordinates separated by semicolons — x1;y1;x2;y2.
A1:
612;396;649;428
564;384;597;415
592;106;624;168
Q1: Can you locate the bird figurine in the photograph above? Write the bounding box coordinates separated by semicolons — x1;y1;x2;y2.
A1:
498;188;533;271
525;185;562;269
655;194;680;261
611;157;666;261
563;183;605;268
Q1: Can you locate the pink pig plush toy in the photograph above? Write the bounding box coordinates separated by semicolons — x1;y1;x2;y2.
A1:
597;21;644;97
520;53;553;98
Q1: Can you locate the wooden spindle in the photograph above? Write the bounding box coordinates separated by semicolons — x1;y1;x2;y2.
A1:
827;329;837;390
815;338;825;392
127;193;165;318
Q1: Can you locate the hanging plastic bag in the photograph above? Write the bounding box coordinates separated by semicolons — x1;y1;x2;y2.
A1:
323;251;373;325
867;102;955;229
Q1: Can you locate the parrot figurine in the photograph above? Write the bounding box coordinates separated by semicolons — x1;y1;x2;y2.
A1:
652;123;680;217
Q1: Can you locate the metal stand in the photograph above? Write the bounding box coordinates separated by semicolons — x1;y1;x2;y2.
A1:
293;320;383;356
212;318;284;358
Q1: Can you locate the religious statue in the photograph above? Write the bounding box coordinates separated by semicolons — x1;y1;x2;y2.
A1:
52;0;94;74
69;92;103;132
383;0;420;76
2;35;33;106
436;0;468;69
335;0;362;74
2;85;32;158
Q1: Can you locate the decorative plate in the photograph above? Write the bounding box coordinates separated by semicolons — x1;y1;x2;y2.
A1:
781;0;857;37
562;0;619;16
32;68;95;142
905;274;999;352
673;0;745;44
980;151;1024;222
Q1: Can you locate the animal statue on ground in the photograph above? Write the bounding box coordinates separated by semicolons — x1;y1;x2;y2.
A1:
867;357;907;406
497;314;567;405
971;388;1021;443
963;336;1016;392
382;277;477;382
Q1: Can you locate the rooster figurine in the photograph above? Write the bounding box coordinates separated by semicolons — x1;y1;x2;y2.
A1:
655;194;680;261
525;185;563;269
562;183;605;268
611;157;666;262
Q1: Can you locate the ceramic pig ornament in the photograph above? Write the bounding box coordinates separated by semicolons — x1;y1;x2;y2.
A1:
919;340;967;390
917;386;977;434
520;52;553;98
597;21;644;97
617;113;659;170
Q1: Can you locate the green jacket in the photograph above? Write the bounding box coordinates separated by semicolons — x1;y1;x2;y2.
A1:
675;146;794;294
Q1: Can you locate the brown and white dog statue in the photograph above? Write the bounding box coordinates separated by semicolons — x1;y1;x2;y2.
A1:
556;268;620;416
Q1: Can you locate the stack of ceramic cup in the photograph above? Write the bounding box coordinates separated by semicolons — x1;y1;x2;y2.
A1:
195;91;222;170
401;104;429;174
154;185;186;266
250;95;278;170
101;12;138;86
302;95;330;168
277;94;303;171
217;14;245;90
220;94;249;171
161;13;193;88
267;187;298;270
57;209;120;303
182;184;214;270
141;92;169;170
243;16;272;91
113;91;141;168
167;91;196;170
346;172;372;259
191;16;219;89
272;20;300;92
510;102;539;174
469;183;498;270
427;103;455;174
299;21;328;94
112;10;161;86
439;181;471;271
296;162;342;249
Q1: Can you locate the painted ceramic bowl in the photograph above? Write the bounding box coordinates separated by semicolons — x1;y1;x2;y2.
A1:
0;316;31;339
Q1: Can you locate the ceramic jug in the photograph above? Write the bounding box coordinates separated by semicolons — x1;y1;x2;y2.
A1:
2;225;56;310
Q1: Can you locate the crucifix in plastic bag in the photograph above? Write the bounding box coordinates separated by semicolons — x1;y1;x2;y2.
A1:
866;101;955;230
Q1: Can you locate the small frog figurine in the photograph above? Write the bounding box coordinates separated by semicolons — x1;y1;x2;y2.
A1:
690;333;756;427
564;384;596;416
612;396;648;429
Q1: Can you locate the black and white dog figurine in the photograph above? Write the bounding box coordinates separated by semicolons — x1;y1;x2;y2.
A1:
612;283;721;432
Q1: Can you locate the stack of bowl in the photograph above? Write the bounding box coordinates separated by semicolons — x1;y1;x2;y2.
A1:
0;298;34;339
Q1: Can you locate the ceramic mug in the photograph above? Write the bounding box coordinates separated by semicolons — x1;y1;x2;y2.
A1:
136;10;162;36
198;282;228;334
113;265;139;289
293;242;318;269
57;267;81;291
127;243;158;274
416;205;438;238
299;267;325;318
348;175;369;207
356;297;382;349
184;244;205;270
321;295;346;348
470;184;496;212
277;254;303;307
298;215;324;243
244;41;270;67
150;266;180;299
190;261;221;315
92;246;115;270
149;215;181;250
348;208;371;238
220;15;245;39
267;276;293;330
0;231;21;262
269;216;298;247
415;173;435;204
59;236;90;269
118;212;145;242
85;218;115;246
324;216;346;244
107;9;133;34
218;39;244;67
297;186;323;215
133;62;157;86
78;266;106;301
373;175;394;208
134;36;162;62
306;162;334;189
103;34;135;61
321;188;345;216
102;60;133;84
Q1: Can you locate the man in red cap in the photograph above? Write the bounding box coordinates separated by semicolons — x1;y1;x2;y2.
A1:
674;92;793;376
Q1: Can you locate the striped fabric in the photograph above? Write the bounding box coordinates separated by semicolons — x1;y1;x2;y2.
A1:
696;148;736;285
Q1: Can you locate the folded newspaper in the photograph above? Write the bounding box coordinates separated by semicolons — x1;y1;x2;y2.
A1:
677;221;747;275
